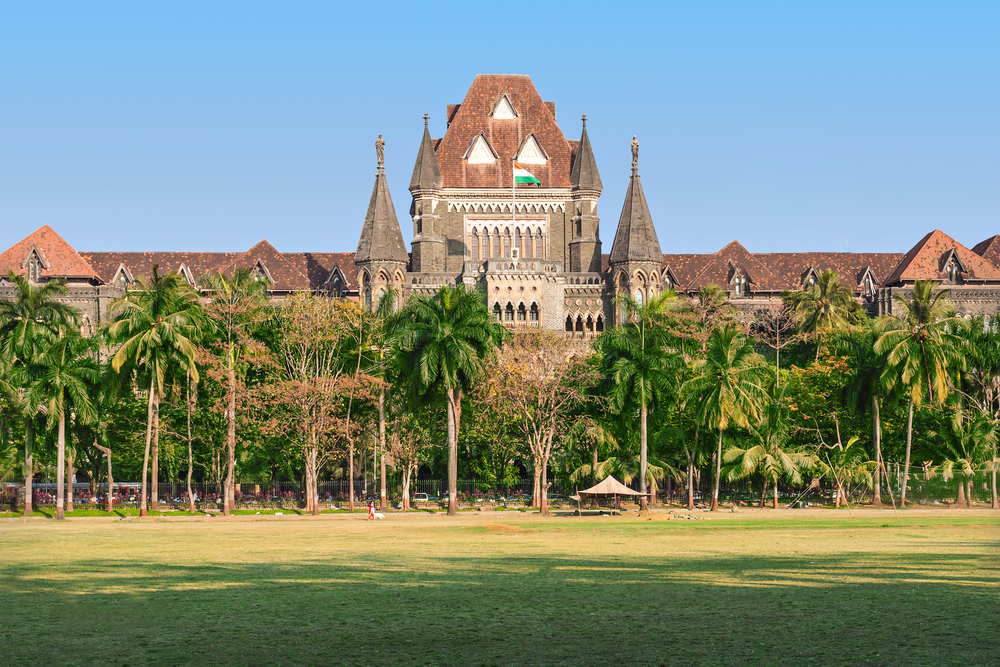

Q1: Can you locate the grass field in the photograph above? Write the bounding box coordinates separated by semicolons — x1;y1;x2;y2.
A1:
1;510;997;667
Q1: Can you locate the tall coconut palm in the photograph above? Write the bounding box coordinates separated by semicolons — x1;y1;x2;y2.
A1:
106;266;202;517
931;408;996;508
681;324;770;510
202;268;266;515
24;331;98;519
834;324;890;505
724;383;815;509
874;280;967;506
0;272;78;516
958;316;1000;509
596;292;683;510
396;285;501;515
784;269;862;359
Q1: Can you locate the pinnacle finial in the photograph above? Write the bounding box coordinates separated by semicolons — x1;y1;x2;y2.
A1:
581;113;587;128
423;113;429;128
376;134;385;173
631;135;639;175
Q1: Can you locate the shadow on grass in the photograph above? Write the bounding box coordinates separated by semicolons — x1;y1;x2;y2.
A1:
0;548;996;667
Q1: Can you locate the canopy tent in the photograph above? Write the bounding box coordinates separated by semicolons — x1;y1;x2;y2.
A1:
574;475;650;500
571;476;650;513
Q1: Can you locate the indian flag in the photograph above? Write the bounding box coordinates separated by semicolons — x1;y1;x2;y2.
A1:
514;162;541;186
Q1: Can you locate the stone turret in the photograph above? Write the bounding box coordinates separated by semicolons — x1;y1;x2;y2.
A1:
408;114;445;273
568;114;603;273
608;136;663;321
355;135;409;309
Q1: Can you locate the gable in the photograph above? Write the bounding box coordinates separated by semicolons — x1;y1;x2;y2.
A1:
490;94;518;120
515;134;548;165
464;133;498;164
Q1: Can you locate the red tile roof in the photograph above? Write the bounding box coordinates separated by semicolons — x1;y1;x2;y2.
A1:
434;75;573;189
882;229;1000;285
972;234;1000;268
0;225;100;281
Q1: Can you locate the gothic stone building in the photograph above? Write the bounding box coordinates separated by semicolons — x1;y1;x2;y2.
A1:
4;74;1000;333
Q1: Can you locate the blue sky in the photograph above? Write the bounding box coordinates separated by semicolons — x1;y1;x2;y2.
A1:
1;1;997;255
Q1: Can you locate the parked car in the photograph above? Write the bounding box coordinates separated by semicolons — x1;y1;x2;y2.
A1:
413;493;430;503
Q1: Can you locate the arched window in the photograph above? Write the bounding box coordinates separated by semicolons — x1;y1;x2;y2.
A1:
471;232;479;260
494;229;501;258
365;290;372;308
596;315;604;332
514;228;522;257
586;315;594;332
517;303;526;321
525;232;533;258
536;235;544;260
505;303;515;321
529;303;539;322
565;315;573;332
493;303;502;322
634;289;644;307
575;316;584;332
504;230;511;258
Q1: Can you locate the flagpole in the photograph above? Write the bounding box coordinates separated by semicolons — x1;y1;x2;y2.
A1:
511;157;516;252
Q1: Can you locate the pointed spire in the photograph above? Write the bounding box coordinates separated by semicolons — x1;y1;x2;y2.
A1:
409;114;443;191
609;138;662;265
355;147;409;265
570;114;602;192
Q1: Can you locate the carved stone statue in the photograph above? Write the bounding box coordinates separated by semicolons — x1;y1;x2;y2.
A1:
376;134;385;170
631;135;639;168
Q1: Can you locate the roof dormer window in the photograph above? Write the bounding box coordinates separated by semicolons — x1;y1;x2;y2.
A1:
464;133;499;164
23;246;46;282
515;134;548;165
490;94;518;120
940;249;966;285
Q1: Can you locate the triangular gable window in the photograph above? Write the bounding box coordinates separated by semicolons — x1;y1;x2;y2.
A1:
325;266;347;297
113;263;134;290
801;267;819;289
251;260;273;284
22;245;48;282
858;267;876;297
728;262;752;298
515;134;548;165
464;133;499;165
177;264;196;286
661;266;679;291
941;249;966;284
490;94;518;120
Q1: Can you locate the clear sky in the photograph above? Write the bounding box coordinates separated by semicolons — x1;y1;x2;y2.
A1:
2;1;997;255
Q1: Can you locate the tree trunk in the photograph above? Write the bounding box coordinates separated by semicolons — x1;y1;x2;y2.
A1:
378;387;387;511
187;374;196;514
540;456;550;515
94;441;113;513
140;378;155;517
311;444;320;517
872;395;883;506
592;445;600;508
66;445;74;513
711;429;723;511
151;390;160;512
687;461;695;510
901;398;914;507
966;478;972;508
446;390;458;516
639;404;648;511
401;463;412;511
56;410;66;521
223;366;236;516
759;479;768;508
992;461;998;510
531;463;542;511
956;478;965;507
23;418;34;516
773;476;779;510
348;435;355;512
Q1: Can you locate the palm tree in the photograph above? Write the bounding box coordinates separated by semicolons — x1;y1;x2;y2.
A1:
932;408;996;508
834;324;890;505
784;269;862;359
958;316;1000;509
396;285;501;515
875;280;967;507
681;324;770;510
202;268;266;515
106;266;202;517
0;272;78;516
24;331;98;519
596;292;683;510
724;383;815;509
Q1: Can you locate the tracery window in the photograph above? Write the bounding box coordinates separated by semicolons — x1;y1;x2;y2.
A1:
529;303;539;322
505;303;514;321
517;304;526;321
471;232;479;260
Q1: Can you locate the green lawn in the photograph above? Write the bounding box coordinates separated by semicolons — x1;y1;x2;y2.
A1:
0;510;997;666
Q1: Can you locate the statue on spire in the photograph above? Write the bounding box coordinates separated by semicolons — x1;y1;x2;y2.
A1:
376;134;385;172
631;135;639;170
